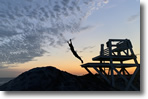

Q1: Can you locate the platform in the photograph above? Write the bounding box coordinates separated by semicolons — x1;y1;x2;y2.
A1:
81;63;139;68
92;55;136;61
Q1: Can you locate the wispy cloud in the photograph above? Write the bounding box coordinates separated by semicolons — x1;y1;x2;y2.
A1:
0;64;16;69
103;0;109;4
83;46;95;50
0;0;109;68
79;46;95;53
0;66;9;69
127;14;139;22
104;4;117;9
79;25;94;31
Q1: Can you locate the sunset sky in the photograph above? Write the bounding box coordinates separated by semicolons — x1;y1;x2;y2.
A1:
0;0;140;77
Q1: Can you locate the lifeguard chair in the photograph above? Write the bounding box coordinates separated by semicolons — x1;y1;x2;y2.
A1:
81;39;140;91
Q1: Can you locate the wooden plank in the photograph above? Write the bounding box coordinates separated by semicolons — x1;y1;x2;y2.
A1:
81;63;138;68
92;55;135;61
109;39;127;41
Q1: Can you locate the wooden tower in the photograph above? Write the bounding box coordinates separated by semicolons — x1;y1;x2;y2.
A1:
81;39;140;90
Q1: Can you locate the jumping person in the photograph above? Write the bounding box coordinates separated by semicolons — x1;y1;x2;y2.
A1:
67;39;83;63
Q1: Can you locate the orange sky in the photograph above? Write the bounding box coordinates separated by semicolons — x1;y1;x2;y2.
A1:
2;48;140;77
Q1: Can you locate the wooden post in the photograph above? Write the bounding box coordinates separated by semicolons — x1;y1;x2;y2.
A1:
125;47;140;90
108;68;111;75
127;49;129;56
108;40;115;87
100;44;104;56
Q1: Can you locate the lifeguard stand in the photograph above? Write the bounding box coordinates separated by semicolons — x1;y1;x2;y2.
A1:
81;39;140;90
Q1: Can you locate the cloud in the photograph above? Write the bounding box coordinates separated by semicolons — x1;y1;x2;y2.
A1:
79;46;95;53
0;0;109;68
83;46;95;50
103;0;109;4
0;66;9;69
0;28;18;37
0;64;17;69
128;14;139;22
104;4;117;9
79;25;94;31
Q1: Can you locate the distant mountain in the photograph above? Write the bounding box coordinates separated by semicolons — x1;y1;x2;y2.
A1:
0;66;116;91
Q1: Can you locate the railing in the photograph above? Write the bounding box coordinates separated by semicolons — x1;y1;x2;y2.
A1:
103;48;109;56
100;39;133;56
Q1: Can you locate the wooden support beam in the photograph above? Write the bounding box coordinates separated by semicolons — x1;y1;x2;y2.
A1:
108;68;111;75
99;67;108;76
124;68;130;75
93;66;110;84
119;68;130;75
125;47;140;90
125;66;140;91
123;50;128;55
119;68;124;75
84;67;93;75
126;49;129;55
112;52;116;56
122;68;126;76
119;68;122;73
111;67;115;87
111;66;138;91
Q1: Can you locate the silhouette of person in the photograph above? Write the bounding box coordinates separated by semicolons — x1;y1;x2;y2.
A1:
67;39;83;63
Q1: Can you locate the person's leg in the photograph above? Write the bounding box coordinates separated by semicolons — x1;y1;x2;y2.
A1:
76;55;83;63
80;58;83;63
73;50;83;63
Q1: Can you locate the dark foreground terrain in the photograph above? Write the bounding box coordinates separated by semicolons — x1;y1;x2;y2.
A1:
0;66;139;91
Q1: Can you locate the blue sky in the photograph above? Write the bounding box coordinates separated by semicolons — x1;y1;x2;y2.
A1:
68;0;140;57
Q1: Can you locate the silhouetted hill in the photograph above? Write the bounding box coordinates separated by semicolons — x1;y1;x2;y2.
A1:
0;66;116;91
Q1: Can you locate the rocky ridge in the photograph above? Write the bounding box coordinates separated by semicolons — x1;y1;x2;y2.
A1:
0;66;116;91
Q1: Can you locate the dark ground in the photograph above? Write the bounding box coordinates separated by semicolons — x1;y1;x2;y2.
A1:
0;66;140;91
